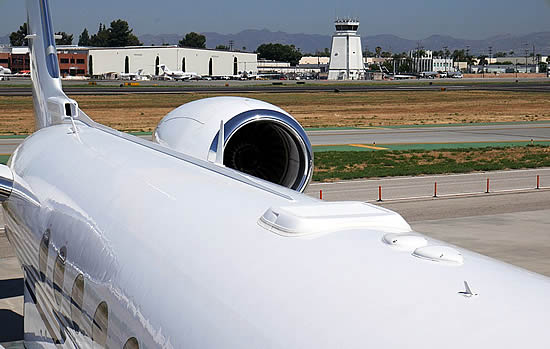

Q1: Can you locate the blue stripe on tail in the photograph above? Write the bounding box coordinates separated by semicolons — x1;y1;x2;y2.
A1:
39;0;59;78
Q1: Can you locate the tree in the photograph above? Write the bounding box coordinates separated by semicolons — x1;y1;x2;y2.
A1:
179;32;206;48
478;55;488;66
495;51;507;58
398;58;412;73
89;23;110;47
107;19;141;46
381;51;392;58
78;28;91;46
215;44;229;50
382;60;394;73
88;20;141;47
10;23;28;46
314;47;331;57
364;50;374;57
256;43;302;66
55;32;73;45
451;49;467;62
375;46;382;57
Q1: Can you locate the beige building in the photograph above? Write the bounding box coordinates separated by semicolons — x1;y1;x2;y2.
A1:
88;46;258;77
299;56;330;65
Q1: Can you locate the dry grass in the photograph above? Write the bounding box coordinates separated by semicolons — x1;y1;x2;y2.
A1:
1;90;550;134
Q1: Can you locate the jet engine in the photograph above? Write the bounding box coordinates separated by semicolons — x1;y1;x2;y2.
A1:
153;97;313;192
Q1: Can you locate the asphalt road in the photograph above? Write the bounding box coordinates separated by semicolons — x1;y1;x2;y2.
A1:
1;123;549;155
1;78;550;95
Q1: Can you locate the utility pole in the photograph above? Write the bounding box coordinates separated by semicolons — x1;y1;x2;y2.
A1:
443;46;448;72
228;40;234;51
466;45;470;73
525;44;529;74
533;44;538;68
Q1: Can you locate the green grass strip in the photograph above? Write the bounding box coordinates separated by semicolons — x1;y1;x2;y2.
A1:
313;145;550;181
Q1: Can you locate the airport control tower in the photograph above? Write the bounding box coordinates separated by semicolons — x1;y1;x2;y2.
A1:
328;18;364;80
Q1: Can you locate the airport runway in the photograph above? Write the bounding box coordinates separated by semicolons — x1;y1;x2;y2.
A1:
0;123;549;156
1;79;550;95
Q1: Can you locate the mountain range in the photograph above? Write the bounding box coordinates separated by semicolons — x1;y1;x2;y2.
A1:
3;30;550;56
140;30;550;56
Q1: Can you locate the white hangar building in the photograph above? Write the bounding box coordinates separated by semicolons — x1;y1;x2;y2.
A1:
87;46;258;77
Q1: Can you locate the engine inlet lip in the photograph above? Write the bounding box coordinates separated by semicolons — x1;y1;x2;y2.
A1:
209;109;313;192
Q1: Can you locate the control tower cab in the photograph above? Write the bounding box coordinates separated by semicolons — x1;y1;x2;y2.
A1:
328;18;364;80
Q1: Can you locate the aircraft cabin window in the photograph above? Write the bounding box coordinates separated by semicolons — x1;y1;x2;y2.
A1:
53;246;67;305
39;229;51;281
123;337;139;349
92;301;109;347
71;274;85;332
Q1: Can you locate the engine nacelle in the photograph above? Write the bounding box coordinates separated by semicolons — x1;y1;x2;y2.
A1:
153;97;313;192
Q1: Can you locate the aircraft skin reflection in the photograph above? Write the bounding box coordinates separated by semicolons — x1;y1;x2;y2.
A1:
3;0;550;348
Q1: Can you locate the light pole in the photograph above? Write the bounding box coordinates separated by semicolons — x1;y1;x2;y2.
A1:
466;45;470;73
443;46;448;73
525;44;529;75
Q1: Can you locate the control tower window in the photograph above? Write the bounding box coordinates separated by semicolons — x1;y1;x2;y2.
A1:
336;25;358;31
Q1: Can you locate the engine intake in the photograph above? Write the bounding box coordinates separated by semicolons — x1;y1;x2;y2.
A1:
153;97;313;192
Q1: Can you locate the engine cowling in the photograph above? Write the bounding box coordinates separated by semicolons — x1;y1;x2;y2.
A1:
153;97;313;192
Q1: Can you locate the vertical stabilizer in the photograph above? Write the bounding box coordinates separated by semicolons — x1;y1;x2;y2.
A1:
26;0;79;130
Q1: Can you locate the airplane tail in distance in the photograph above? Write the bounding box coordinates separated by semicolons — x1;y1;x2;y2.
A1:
26;0;79;130
158;64;169;73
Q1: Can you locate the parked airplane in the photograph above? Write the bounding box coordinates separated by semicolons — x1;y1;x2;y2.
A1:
120;68;151;81
0;65;13;80
4;0;550;347
158;63;201;80
419;71;439;79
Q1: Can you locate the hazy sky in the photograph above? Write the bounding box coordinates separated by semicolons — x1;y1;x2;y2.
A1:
1;0;550;39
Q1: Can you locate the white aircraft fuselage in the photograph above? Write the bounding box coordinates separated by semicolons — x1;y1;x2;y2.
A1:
4;0;550;348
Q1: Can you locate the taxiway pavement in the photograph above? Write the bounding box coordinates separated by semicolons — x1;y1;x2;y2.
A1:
308;122;550;146
1;123;550;156
1;78;550;95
